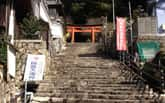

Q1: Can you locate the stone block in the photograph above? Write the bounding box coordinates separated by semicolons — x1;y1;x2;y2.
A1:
16;43;23;48
0;64;3;69
28;43;34;49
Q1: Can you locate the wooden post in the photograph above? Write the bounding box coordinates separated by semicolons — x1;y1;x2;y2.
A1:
92;27;95;43
71;27;75;43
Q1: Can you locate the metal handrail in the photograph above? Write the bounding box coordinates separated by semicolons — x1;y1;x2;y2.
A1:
120;52;165;91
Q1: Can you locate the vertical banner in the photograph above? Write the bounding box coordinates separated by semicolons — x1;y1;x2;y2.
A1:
116;17;127;51
8;9;16;77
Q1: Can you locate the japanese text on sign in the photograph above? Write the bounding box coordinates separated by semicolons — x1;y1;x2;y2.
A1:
116;17;127;51
24;54;45;81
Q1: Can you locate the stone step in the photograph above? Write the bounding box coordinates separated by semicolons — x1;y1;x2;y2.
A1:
47;68;127;72
36;83;138;89
47;69;116;74
57;69;129;73
35;80;138;84
52;61;116;66
35;80;141;87
36;86;141;92
49;65;118;69
35;88;151;95
35;80;138;86
37;86;146;92
44;74;130;79
44;76;127;81
48;66;115;69
36;85;145;93
43;79;137;84
32;97;155;103
43;82;138;87
51;65;120;69
45;72;122;77
34;92;155;100
48;69;122;73
46;70;120;75
45;75;126;80
46;71;122;75
39;83;139;89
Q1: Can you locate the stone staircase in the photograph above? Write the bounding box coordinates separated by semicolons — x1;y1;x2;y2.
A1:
31;43;159;103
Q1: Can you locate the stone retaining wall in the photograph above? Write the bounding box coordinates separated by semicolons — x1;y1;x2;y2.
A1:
0;64;12;103
13;39;50;102
0;64;5;103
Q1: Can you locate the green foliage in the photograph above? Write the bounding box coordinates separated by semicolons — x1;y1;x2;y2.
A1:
63;0;147;24
0;41;7;64
70;1;112;17
71;3;84;13
99;2;111;11
20;15;41;39
0;29;7;64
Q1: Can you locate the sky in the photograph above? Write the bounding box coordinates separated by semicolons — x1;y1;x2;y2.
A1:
156;0;165;34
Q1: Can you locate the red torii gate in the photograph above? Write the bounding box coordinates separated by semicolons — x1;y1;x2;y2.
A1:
66;25;102;43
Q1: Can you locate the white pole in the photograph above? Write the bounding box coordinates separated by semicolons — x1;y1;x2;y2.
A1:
24;81;27;103
112;0;115;30
8;0;16;77
129;0;133;55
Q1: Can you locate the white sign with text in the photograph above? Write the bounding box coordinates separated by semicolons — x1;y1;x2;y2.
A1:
24;54;45;81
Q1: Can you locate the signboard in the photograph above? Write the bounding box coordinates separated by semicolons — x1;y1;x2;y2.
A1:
8;9;16;77
136;41;160;62
116;17;127;51
24;54;45;81
138;17;157;36
50;22;63;38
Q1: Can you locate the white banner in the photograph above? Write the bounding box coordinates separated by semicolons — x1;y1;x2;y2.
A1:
40;2;50;23
8;9;16;77
24;54;45;81
7;47;16;77
50;22;63;38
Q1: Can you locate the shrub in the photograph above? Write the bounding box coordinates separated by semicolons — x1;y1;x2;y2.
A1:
20;15;41;39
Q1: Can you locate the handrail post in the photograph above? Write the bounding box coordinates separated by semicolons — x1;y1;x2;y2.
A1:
92;27;95;43
159;60;165;90
24;81;27;103
71;27;75;43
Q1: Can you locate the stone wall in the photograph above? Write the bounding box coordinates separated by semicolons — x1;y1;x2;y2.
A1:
0;64;12;103
0;64;5;103
13;39;50;102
